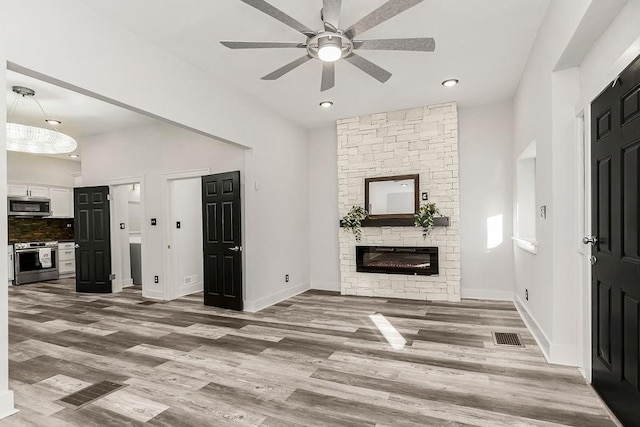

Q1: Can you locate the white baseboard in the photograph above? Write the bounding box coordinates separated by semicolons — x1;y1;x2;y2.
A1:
461;288;514;301
514;294;552;362
244;282;310;313
0;390;17;420
122;278;134;287
178;281;203;298
310;280;340;292
142;288;165;300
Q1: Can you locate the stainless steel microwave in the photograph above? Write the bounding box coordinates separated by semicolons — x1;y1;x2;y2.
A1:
8;196;52;217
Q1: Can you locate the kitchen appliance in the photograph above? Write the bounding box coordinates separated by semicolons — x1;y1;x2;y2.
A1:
8;196;52;217
14;241;59;285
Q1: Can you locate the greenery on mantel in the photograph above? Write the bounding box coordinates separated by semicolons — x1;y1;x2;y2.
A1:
414;202;439;239
341;206;369;241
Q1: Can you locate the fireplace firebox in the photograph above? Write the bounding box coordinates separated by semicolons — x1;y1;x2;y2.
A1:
356;246;439;276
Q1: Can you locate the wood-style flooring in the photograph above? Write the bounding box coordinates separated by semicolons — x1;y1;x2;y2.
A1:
3;280;615;426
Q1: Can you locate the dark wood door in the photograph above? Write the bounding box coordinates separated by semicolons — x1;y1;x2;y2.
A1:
591;53;640;426
202;171;242;310
74;186;112;293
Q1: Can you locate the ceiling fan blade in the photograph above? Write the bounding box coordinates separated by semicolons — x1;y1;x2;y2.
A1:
344;0;424;39
261;55;312;80
322;0;342;31
221;41;306;49
344;54;392;83
354;38;435;52
321;62;335;92
239;0;315;37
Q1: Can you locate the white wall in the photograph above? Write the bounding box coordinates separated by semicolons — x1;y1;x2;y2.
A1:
81;121;245;300
308;127;341;292
458;101;516;300
7;152;80;187
512;0;639;366
0;54;17;419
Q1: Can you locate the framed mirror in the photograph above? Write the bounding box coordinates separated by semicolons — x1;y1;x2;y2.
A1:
365;174;419;218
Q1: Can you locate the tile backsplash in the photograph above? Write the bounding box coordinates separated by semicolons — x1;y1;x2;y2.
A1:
8;217;74;243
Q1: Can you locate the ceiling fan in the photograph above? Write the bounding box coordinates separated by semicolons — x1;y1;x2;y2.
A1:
221;0;435;92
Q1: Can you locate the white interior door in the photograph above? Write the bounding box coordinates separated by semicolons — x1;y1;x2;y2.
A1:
169;177;204;298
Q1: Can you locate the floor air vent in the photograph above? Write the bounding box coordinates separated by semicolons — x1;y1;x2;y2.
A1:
492;332;525;347
58;381;125;409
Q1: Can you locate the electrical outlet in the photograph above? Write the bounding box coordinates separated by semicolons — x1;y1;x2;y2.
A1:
120;223;125;230
540;206;547;219
525;289;529;301
285;274;290;283
151;218;157;226
176;221;181;229
421;192;429;201
154;276;159;284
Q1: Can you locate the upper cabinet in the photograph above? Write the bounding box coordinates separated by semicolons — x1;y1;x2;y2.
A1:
8;184;49;198
50;187;73;218
7;181;73;218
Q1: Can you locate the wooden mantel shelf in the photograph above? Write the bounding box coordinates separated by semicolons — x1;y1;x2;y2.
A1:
340;217;450;228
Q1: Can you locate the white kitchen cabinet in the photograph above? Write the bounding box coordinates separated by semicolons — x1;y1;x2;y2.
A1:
8;183;49;198
8;184;29;197
50;187;73;218
7;246;14;285
58;242;76;278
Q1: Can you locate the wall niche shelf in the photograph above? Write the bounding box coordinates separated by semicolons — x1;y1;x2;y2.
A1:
340;216;450;228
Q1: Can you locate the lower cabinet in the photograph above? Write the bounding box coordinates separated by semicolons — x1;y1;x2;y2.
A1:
58;242;76;278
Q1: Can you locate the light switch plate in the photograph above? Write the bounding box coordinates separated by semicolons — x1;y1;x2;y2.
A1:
540;206;547;219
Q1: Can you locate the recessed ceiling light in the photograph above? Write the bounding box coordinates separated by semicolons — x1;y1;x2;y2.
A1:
442;79;459;87
45;119;61;125
319;101;333;108
69;154;79;159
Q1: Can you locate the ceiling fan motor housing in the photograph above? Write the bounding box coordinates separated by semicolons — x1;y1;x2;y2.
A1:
307;32;353;61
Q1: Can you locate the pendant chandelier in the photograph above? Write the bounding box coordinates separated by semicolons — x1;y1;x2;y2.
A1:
6;86;78;154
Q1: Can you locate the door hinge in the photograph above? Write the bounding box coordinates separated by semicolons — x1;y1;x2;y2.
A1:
109;273;116;281
106;194;111;201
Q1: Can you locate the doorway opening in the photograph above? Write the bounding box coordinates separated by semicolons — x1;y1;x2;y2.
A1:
109;178;145;295
163;170;208;300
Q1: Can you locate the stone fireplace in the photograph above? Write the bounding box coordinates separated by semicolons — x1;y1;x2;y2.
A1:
337;103;461;302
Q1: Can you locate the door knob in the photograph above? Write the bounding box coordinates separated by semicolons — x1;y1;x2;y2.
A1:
229;246;242;252
590;255;597;266
74;244;80;249
583;236;598;245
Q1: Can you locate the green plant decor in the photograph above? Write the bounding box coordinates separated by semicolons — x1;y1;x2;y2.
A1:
415;202;439;239
341;206;369;241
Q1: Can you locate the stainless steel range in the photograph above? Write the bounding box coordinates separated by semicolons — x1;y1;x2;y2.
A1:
14;241;59;285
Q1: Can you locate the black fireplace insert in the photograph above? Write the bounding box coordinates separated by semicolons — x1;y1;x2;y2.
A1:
356;246;439;276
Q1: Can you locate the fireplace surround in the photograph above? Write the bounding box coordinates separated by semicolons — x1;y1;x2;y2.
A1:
356;246;439;276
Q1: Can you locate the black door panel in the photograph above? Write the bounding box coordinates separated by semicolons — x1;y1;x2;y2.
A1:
74;186;112;293
202;172;242;310
591;53;640;426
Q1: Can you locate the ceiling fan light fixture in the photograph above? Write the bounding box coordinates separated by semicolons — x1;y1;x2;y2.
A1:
442;79;459;87
319;101;334;108
317;36;343;62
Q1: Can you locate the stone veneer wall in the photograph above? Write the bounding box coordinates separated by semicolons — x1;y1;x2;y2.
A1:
337;102;461;302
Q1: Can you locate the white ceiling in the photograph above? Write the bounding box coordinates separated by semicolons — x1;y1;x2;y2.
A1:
81;0;550;128
5;0;551;154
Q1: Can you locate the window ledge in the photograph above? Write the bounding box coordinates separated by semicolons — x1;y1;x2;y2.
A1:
513;237;538;254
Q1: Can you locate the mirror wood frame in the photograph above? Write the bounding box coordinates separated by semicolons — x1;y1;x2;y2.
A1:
364;174;420;219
